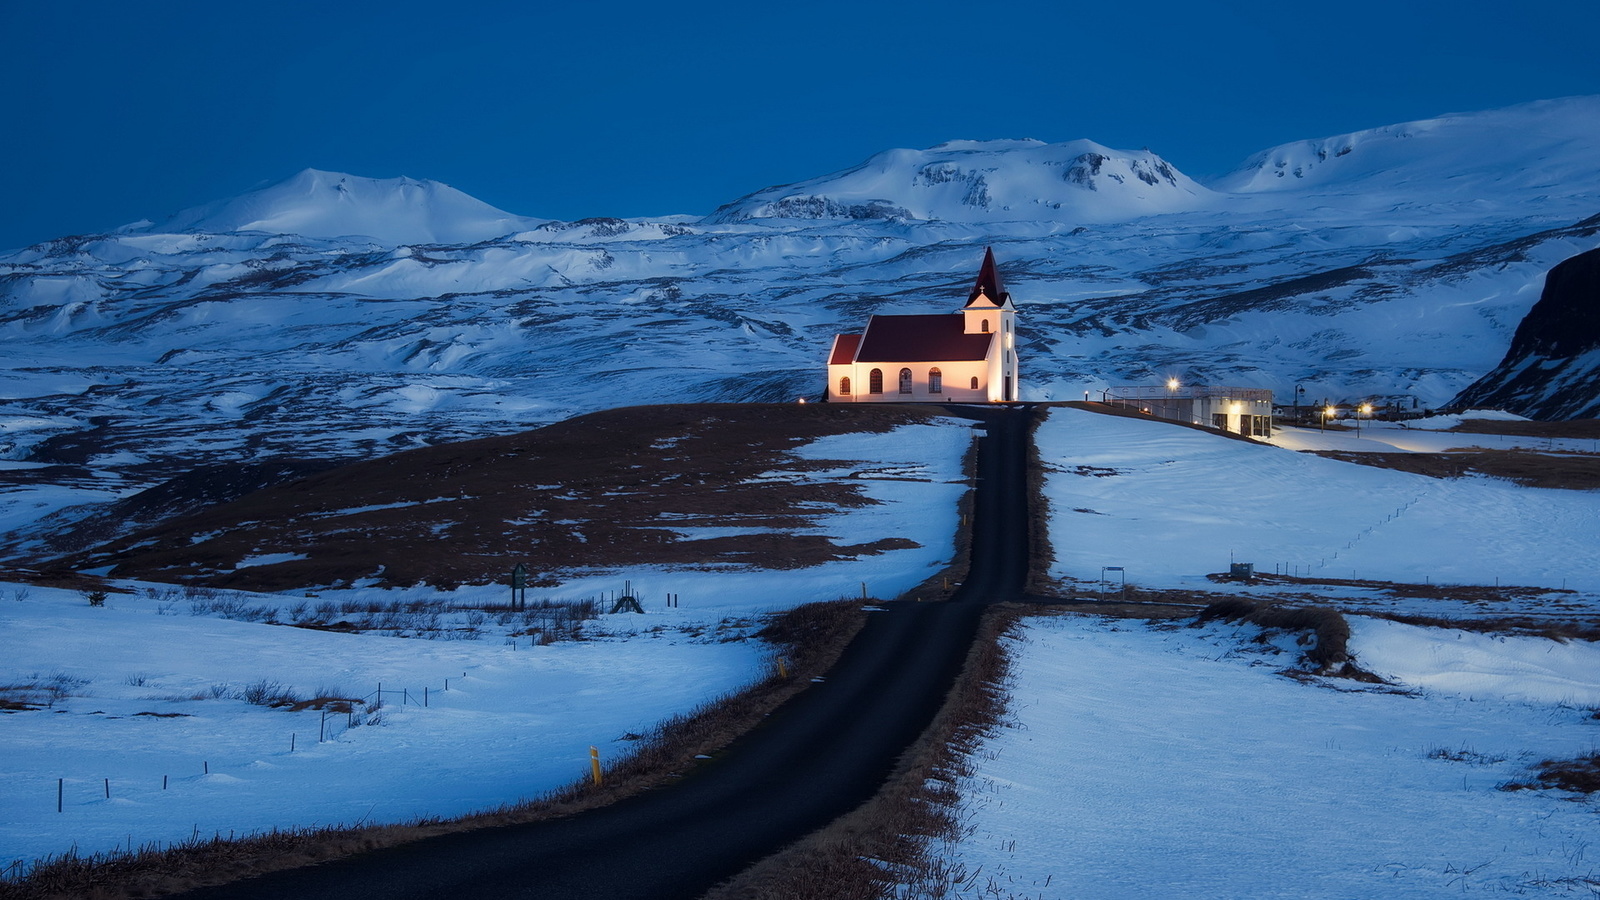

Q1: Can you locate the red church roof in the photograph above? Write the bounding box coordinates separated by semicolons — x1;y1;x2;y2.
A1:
828;333;862;365
854;314;993;363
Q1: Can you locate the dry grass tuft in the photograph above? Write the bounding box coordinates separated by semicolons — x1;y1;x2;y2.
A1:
1195;598;1377;678
1502;752;1600;794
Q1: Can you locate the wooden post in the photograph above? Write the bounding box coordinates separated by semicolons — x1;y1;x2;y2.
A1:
58;778;62;813
589;747;603;786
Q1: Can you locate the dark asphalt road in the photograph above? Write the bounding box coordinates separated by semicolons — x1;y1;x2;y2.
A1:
175;404;1033;900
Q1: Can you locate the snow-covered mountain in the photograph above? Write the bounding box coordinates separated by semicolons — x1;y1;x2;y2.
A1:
706;140;1213;223
1215;95;1600;202
2;97;1599;560
132;169;548;245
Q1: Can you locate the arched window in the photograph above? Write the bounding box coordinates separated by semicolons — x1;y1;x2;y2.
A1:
981;319;990;333
869;369;883;394
970;376;980;390
839;376;851;396
929;368;942;394
898;368;913;394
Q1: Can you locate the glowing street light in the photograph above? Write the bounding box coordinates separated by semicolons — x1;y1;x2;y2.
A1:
1357;402;1372;436
1321;405;1336;432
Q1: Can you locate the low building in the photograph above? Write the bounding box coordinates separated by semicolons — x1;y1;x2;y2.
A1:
826;248;1020;403
1104;384;1274;437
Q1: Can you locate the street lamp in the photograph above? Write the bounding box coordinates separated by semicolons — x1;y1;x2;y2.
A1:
1357;402;1372;437
1165;378;1179;420
1321;405;1335;432
1295;384;1305;424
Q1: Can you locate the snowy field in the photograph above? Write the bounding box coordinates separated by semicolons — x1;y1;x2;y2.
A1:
937;409;1600;898
940;615;1600;898
0;420;973;870
1040;407;1600;613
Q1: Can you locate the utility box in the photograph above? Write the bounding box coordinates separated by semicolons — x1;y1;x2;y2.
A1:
1229;562;1255;581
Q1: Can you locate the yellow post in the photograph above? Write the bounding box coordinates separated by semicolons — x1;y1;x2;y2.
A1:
776;657;788;679
589;746;603;786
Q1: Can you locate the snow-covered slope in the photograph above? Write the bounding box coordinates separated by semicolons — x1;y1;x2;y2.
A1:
2;97;1599;557
1214;95;1600;205
707;139;1214;223
136;169;547;245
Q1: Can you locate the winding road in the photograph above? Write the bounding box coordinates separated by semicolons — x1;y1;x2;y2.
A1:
176;404;1034;900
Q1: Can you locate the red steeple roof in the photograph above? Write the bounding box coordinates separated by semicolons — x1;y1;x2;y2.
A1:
966;247;1007;307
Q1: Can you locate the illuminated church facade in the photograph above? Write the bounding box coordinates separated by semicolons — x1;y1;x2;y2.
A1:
826;248;1020;403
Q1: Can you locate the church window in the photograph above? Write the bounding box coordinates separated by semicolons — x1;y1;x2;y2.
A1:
869;369;883;394
839;376;851;396
970;376;979;390
929;368;942;394
981;319;990;333
898;368;913;394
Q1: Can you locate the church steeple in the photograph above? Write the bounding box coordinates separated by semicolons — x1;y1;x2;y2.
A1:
966;246;1009;308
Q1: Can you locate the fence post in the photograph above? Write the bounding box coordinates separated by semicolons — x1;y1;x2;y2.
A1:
58;778;63;813
291;733;296;753
424;687;429;708
590;747;603;786
104;778;109;799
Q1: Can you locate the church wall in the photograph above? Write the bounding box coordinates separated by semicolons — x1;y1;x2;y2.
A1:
827;360;990;403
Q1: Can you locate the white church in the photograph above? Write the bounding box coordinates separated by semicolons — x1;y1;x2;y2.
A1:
826;248;1020;403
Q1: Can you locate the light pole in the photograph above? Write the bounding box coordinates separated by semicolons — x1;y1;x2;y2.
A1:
1166;378;1179;420
1295;384;1305;424
1357;402;1371;437
1321;404;1335;432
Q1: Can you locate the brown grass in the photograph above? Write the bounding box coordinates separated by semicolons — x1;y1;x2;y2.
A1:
0;599;872;900
59;403;945;591
1194;598;1379;678
1502;752;1600;794
1363;611;1600;642
1446;418;1600;439
1311;449;1600;490
1025;406;1057;597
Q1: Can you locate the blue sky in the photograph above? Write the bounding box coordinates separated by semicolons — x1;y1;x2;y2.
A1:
5;0;1598;251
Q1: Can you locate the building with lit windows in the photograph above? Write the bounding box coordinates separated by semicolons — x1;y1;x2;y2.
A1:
826;248;1020;403
1103;383;1274;438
